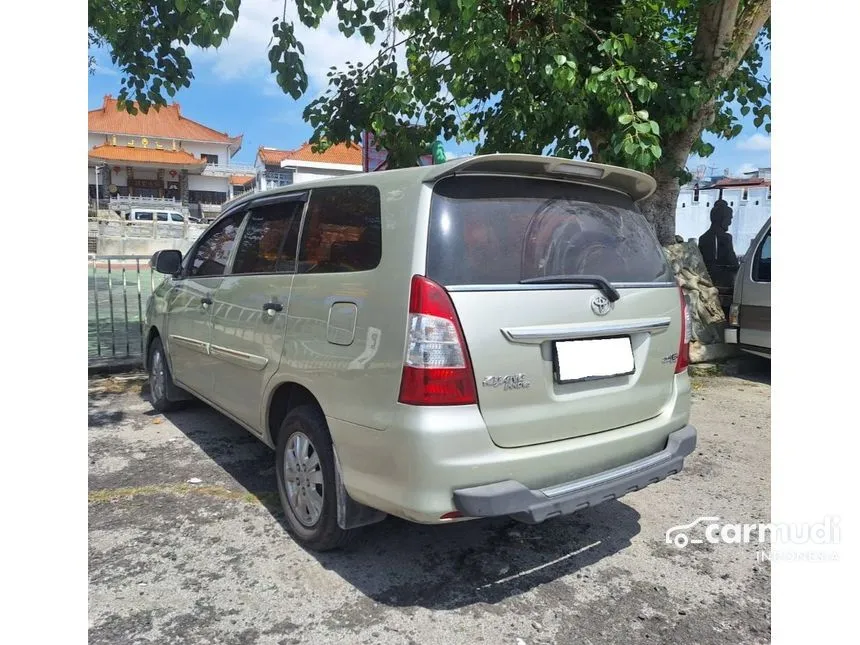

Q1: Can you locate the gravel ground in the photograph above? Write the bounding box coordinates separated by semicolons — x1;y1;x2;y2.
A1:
88;364;771;645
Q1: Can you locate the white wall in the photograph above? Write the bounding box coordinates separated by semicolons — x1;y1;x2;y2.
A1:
188;174;229;192
254;155;267;190
132;168;158;181
180;141;232;163
88;133;233;165
675;186;771;258
89;166;127;187
96;237;195;256
110;167;127;187
88;134;107;150
290;166;362;184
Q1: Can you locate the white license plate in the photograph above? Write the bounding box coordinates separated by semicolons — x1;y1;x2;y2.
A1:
554;337;635;382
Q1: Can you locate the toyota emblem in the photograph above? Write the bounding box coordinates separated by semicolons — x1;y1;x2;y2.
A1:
590;294;612;316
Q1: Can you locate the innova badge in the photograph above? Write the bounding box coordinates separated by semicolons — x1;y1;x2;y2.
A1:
590;294;613;316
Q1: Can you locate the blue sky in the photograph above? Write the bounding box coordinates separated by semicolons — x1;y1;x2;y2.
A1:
88;0;770;173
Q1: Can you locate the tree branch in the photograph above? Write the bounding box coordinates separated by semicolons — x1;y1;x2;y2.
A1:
693;0;741;73
361;33;415;74
716;0;771;80
670;0;770;168
568;13;635;114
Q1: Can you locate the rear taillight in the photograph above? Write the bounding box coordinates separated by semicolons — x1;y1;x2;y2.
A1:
675;287;691;373
728;303;740;327
398;275;478;405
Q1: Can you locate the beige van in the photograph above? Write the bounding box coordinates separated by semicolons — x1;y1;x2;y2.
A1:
144;154;697;551
724;218;771;358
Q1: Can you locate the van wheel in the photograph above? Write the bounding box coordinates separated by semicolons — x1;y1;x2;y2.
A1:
275;405;354;551
148;337;181;413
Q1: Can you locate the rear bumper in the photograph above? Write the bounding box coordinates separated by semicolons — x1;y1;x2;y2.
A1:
329;373;693;524
453;425;696;523
724;326;739;345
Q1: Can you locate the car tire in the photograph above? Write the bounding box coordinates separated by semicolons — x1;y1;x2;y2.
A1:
275;404;354;551
148;337;182;413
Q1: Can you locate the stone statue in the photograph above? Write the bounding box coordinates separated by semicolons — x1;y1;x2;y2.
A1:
698;199;739;290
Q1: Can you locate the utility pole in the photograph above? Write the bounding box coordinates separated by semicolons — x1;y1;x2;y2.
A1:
93;165;104;216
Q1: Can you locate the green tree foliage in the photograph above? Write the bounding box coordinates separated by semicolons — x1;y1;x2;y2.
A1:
90;0;771;243
89;0;243;113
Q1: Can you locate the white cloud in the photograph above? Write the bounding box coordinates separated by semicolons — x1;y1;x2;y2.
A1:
736;133;771;151
192;0;382;93
91;62;119;77
89;46;120;76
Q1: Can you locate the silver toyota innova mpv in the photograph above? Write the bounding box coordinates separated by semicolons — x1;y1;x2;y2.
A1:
144;154;697;551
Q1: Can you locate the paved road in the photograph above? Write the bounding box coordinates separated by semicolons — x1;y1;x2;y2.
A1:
89;366;771;645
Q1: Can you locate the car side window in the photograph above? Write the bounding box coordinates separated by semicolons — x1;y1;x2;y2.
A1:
752;230;771;283
297;186;382;274
231;199;305;275
135;211;153;221
188;211;245;278
170;213;184;222
156;212;169;222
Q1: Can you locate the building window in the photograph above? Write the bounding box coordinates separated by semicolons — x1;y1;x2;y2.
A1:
266;170;295;189
693;183;700;203
188;190;228;205
741;188;749;202
767;186;771;200
202;153;219;165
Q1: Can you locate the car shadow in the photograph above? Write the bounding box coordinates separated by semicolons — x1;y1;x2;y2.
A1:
727;355;771;385
146;388;643;610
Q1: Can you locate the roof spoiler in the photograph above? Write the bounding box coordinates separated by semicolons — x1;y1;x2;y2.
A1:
422;154;657;202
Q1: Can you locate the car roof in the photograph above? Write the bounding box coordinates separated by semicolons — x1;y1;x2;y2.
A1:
222;153;657;217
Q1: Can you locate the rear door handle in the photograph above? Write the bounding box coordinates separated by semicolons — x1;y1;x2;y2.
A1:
263;302;283;313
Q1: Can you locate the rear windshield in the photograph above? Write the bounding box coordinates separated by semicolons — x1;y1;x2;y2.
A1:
427;176;672;285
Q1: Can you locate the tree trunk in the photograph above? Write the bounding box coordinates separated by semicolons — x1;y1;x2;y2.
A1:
640;96;718;246
636;0;770;246
639;167;681;246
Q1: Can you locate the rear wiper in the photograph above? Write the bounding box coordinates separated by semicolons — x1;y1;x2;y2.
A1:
520;274;621;302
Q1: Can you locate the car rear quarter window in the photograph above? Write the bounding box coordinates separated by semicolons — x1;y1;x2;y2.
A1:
427;176;672;285
232;200;304;274
297;186;381;273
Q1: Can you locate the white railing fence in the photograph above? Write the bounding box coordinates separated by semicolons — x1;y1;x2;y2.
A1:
89;218;208;241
